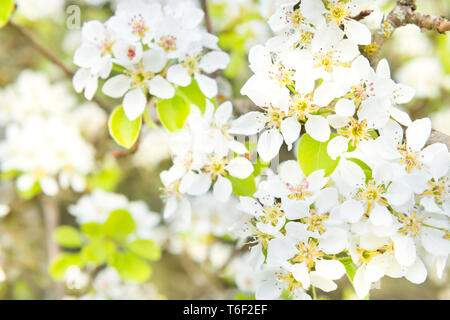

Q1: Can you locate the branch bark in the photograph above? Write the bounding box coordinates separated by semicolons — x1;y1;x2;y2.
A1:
365;0;450;67
200;0;213;34
10;23;111;112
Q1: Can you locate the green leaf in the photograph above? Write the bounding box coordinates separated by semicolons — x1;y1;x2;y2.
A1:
102;209;136;241
156;94;190;132
17;181;41;200
53;226;83;248
227;174;256;197
297;133;340;177
87;165;122;192
110;252;152;282
339;257;357;282
108;105;142;149
81;240;108;265
49;253;84;280
0;0;14;29
347;158;373;183
253;158;270;177
81;222;102;238
127;239;161;261
177;80;206;113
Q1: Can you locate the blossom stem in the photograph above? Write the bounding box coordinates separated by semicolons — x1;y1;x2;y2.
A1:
10;22;111;112
200;0;213;33
311;285;317;300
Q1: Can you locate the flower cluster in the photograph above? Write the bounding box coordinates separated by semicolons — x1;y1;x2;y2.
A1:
160;101;254;222
216;0;450;300
0;71;105;196
73;0;230;121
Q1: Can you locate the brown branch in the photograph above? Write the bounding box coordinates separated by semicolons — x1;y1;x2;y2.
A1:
351;10;374;21
10;23;111;112
426;129;450;148
364;0;450;67
40;195;60;263
200;0;213;33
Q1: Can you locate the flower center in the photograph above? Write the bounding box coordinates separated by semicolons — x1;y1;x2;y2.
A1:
277;272;304;291
397;211;423;237
204;157;228;181
338;118;371;147
158;35;177;52
129;14;148;38
301;210;328;234
326;3;350;25
289;94;318;121
265;106;286;129
398;143;422;173
181;56;200;76
421;177;448;204
356;179;388;214
293;239;323;269
261;203;285;226
269;62;295;87
286;180;312;201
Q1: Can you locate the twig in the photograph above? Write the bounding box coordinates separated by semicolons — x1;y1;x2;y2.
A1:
10;23;111;112
351;10;374;21
364;0;450;67
200;0;213;33
40;195;60;263
426;129;450;148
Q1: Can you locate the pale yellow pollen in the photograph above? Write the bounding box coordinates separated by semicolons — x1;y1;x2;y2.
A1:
338;117;372;147
356;179;389;215
293;239;323;269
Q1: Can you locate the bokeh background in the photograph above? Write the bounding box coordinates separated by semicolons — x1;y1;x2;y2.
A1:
0;0;449;300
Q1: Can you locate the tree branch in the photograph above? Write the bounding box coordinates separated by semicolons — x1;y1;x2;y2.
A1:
200;0;213;33
364;0;450;67
10;23;111;112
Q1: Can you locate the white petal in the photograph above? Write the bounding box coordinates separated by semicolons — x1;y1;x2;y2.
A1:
353;266;371;299
229;111;266;135
239;196;261;215
102;75;131;98
215;101;233;127
392;234;416;267
257;129;284;162
315;259;346;280
340;199;364;223
290;262;310;288
369;204;393;226
310;272;337;292
280;117;301;149
40;177;59;196
282;199;309;220
143;47;167;73
405;258;427;284
335;99;356;117
179;172;211;196
195;74;217;98
255;281;282;300
17;174;35;192
123;88;146;120
167;64;191;87
314;188;338;214
148;75;175;99
344;20;372;45
305;116;330;142
199;51;230;73
406;118;431;152
327;136;348;160
393;84;415;104
225;157;253;179
213;176;232;202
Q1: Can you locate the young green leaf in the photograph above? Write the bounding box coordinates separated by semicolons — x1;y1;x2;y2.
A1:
227;174;256;197
102;209;136;241
347;158;373;183
111;252;152;282
81;222;102;238
297;133;340;177
53;226;83;248
127;239;161;261
108;105;142;149
81;240;108;265
0;0;14;29
156;94;190;132
177;80;206;113
49;253;84;280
